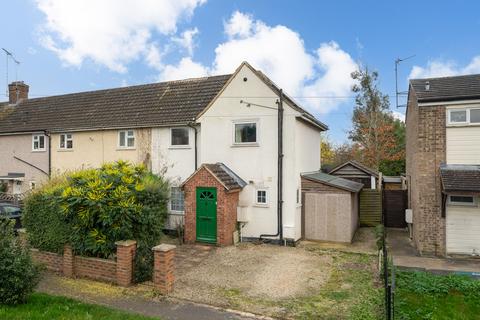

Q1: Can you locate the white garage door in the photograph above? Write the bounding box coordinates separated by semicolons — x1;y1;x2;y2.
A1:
446;204;480;255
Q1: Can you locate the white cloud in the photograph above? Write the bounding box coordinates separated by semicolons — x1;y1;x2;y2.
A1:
36;0;206;72
224;11;254;39
209;11;358;114
409;56;480;79
159;57;208;80
392;111;405;122
172;28;199;56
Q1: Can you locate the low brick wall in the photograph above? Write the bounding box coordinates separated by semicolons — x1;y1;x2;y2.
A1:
74;256;117;283
30;248;63;273
18;230;137;287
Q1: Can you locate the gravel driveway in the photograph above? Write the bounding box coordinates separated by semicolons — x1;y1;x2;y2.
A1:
172;243;333;316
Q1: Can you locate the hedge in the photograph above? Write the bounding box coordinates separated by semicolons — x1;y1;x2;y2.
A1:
23;161;169;282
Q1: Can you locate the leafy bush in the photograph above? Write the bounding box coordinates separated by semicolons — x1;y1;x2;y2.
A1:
23;161;169;282
23;177;70;253
0;219;40;305
373;224;384;250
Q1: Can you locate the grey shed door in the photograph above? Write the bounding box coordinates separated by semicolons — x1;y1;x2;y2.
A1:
303;192;353;243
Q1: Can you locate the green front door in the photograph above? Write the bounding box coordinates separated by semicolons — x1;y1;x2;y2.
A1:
196;187;217;243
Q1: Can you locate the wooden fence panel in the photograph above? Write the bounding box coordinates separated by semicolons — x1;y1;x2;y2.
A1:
359;189;382;226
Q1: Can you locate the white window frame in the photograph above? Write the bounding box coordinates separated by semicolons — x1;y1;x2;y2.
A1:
447;107;480;126
170;187;185;212
169;127;190;148
232;119;259;146
29;181;36;190
118;130;135;149
255;188;268;206
32;134;46;152
59;133;73;150
447;195;477;207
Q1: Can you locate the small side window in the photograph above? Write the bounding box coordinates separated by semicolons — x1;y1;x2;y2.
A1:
470;109;480;123
256;189;267;205
170;187;185;212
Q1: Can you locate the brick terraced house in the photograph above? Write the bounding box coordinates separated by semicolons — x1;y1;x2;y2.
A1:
406;74;480;256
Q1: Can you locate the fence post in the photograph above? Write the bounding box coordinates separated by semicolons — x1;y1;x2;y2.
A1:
63;244;74;277
115;240;137;287
153;244;176;294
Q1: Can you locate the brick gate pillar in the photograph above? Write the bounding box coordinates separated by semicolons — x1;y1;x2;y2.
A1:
115;240;137;287
63;244;74;277
152;244;176;294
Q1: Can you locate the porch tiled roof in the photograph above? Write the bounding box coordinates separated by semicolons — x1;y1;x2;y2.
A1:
204;163;247;191
440;164;480;193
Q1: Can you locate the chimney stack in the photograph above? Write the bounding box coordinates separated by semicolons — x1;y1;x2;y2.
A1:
8;81;29;104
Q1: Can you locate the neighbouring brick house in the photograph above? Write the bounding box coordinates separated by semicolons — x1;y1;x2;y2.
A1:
406;74;480;257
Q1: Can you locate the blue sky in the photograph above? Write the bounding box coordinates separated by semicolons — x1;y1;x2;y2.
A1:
1;0;480;143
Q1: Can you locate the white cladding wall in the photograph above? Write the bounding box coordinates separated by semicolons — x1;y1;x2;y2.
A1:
151;126;196;185
446;126;480;164
446;200;480;255
198;64;321;240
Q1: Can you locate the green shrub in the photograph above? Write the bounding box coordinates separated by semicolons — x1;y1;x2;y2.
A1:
23;178;70;253
0;219;41;305
23;161;169;282
373;224;384;250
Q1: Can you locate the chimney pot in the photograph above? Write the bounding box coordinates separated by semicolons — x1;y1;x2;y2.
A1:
8;81;29;104
425;81;430;91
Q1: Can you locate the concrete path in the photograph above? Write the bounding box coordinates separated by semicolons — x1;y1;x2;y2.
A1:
387;228;480;278
37;273;267;320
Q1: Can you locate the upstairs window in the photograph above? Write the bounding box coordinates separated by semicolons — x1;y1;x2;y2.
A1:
449;109;467;123
119;130;135;148
470;109;480;123
59;133;73;149
171;128;189;146
447;107;480;125
170;187;185;212
32;134;46;151
234;122;257;144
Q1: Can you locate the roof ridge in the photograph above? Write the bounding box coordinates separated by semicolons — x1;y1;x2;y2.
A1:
0;74;232;105
410;73;480;82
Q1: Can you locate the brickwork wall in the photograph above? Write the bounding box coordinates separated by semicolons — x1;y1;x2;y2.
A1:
30;249;63;273
153;244;176;294
183;167;239;246
19;230;136;286
74;256;117;283
406;89;446;256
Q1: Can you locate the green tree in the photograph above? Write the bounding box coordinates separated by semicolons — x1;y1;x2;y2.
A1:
349;67;404;171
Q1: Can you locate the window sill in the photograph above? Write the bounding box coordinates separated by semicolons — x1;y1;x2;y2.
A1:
253;203;269;208
116;147;136;151
446;122;480;127
231;143;259;148
169;210;185;215
168;145;191;150
31;150;46;153
57;149;74;152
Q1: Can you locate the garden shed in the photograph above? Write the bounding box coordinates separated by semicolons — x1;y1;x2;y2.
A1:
301;171;363;243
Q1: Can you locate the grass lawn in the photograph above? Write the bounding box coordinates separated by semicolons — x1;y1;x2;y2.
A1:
0;293;157;320
395;271;480;320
